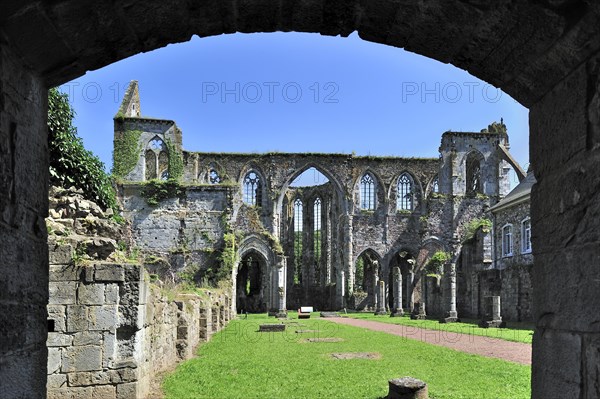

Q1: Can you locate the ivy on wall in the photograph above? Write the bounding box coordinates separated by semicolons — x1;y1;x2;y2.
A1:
48;88;117;211
140;178;185;206
165;138;183;180
112;129;142;179
424;251;451;277
463;218;492;242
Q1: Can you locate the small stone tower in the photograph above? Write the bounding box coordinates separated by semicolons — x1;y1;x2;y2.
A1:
113;81;183;182
437;121;519;203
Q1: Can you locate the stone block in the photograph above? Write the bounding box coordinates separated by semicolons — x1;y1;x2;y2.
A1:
47;387;92;399
49;281;78;305
92;385;116;398
78;283;105;305
95;264;125;282
68;371;93;386
388;377;428;399
88;305;118;331
50;264;82;281
116;382;138;399
47;373;67;389
73;331;102;346
62;345;103;373
258;324;285;332
48;347;62;373
47;332;73;347
532;328;581;398
105;283;119;304
49;243;74;265
103;332;116;368
48;304;66;332
66;305;89;332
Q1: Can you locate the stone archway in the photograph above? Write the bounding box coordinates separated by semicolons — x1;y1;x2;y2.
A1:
2;2;600;397
236;250;268;313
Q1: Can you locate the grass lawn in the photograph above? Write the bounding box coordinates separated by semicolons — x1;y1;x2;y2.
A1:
163;314;530;399
345;313;534;344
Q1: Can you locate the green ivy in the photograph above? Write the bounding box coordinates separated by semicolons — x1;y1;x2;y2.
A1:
140;178;185;206
463;218;492;242
112;129;142;178
48;88;117;211
424;251;451;277
165;138;184;180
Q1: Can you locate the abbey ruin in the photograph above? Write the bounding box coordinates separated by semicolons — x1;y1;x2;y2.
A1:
114;81;532;322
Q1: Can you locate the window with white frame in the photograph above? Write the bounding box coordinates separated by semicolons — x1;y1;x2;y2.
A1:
502;224;513;257
521;218;532;253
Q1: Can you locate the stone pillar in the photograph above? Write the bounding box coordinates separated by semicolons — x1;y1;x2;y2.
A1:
344;215;354;296
479;296;505;328
411;302;427;320
0;44;49;399
406;270;414;312
276;258;287;318
325;199;332;284
391;267;404;317
372;262;379;310
440;262;458;323
375;280;387;315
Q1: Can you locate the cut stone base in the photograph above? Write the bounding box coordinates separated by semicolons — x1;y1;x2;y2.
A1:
479;319;506;328
439;317;459;323
390;310;404;317
410;314;426;320
258;324;285;332
320;312;341;318
374;310;388;316
388;376;428;399
275;311;288;319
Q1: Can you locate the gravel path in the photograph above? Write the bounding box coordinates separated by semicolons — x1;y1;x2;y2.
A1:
327;317;531;365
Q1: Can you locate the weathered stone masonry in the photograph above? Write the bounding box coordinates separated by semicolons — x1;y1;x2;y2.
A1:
116;82;528;321
3;2;600;397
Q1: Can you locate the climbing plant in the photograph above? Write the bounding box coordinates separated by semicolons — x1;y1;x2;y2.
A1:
165;138;184;180
112;129;142;179
424;251;451;277
140;178;185;206
47;88;117;211
463;218;492;242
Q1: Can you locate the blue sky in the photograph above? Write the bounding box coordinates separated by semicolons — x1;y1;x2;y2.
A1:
61;32;529;178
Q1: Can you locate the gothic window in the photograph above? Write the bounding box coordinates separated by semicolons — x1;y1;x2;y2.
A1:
521;218;532;253
293;198;303;284
502;224;513;257
243;171;262;206
313;197;322;263
360;173;376;210
466;151;484;196
209;169;221;184
432;176;439;193
397;173;413;211
145;136;168;181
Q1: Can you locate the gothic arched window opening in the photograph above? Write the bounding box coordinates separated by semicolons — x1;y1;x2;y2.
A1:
243;171;262;206
397;173;413;211
209;169;221;184
313;197;322;264
293;198;303;284
466;151;484;196
360;173;376;210
432;176;439;193
145;136;168;181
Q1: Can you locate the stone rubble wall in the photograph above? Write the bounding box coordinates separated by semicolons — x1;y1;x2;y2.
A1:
47;261;232;399
46;187;232;399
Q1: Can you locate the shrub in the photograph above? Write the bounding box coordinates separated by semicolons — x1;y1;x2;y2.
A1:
48;88;117;211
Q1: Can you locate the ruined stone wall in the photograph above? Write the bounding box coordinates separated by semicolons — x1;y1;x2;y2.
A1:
0;43;49;399
47;262;231;399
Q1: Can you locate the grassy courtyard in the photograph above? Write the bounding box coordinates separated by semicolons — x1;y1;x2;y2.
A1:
163;314;530;399
346;312;534;344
